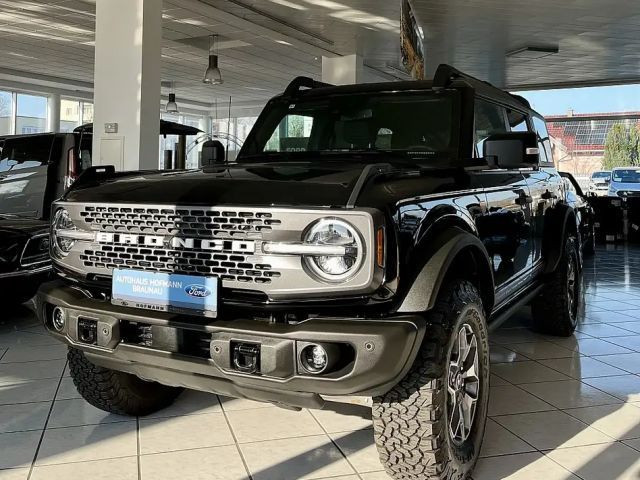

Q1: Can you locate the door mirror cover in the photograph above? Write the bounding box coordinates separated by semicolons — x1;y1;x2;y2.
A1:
483;132;539;169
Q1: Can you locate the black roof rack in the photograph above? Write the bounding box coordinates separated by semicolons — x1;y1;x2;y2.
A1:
433;64;531;110
284;76;333;97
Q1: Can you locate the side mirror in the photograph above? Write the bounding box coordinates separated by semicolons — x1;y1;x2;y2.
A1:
201;140;226;168
483;132;539;169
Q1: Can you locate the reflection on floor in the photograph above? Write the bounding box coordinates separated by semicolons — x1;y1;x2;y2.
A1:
2;245;640;479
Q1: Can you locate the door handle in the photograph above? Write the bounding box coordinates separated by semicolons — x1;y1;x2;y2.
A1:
515;192;533;206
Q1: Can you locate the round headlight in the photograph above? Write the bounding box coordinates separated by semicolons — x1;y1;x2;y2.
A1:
303;218;364;282
52;208;76;257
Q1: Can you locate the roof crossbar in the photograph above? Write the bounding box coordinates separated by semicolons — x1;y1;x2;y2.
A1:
284;76;333;97
433;64;531;109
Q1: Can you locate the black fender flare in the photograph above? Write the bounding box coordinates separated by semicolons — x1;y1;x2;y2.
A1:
543;204;579;274
397;227;495;314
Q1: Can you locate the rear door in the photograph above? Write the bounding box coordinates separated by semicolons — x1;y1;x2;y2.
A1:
0;134;54;217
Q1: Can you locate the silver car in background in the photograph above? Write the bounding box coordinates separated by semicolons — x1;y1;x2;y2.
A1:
588;170;610;196
609;167;640;197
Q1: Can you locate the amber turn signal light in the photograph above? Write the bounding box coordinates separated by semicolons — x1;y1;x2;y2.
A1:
376;227;385;267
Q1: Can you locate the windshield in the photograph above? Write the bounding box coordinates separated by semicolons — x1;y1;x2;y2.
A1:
239;90;459;163
591;172;610;180
612;169;640;183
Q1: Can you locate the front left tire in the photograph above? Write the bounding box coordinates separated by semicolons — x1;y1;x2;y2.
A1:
372;280;490;480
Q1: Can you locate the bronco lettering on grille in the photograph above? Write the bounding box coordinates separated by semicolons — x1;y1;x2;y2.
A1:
95;232;256;254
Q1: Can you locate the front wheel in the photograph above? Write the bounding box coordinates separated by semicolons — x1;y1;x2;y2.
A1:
372;280;490;480
532;235;581;336
68;348;183;416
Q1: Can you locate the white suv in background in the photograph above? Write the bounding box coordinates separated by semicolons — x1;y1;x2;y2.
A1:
609;167;640;198
588;170;611;196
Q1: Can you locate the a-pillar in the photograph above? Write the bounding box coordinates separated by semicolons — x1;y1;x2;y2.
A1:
92;0;162;171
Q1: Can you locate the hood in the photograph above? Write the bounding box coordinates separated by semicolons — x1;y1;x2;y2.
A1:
64;162;395;208
610;181;640;191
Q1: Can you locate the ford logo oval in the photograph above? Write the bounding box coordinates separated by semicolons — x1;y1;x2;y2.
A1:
185;284;211;298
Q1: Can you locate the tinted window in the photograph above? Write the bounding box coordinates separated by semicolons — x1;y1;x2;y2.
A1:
532;117;553;163
475;100;507;153
507;109;529;132
0;135;53;172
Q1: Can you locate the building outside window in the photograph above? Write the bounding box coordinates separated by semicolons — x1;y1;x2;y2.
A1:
60;99;94;132
16;93;47;134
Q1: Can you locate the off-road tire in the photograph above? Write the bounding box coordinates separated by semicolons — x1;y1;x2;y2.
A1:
532;235;581;336
372;281;490;480
68;348;182;416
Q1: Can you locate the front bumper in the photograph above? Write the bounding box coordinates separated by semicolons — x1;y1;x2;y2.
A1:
37;280;425;410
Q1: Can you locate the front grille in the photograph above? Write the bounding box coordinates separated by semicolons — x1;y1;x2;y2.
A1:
79;245;280;284
77;205;283;284
79;206;281;238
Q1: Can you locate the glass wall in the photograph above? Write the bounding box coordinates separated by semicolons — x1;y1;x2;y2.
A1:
0;90;12;135
16;93;47;134
60;99;94;132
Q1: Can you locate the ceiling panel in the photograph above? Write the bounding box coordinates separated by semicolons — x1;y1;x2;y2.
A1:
0;0;638;112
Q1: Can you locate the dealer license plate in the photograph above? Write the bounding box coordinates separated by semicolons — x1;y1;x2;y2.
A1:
111;269;218;317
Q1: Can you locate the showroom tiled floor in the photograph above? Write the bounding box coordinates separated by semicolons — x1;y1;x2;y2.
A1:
1;245;640;479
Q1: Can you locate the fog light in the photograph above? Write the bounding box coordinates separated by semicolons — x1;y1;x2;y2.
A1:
300;343;341;375
52;307;66;332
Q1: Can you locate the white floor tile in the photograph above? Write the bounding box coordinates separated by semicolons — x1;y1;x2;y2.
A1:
31;456;138;480
226;407;324;443
47;398;133;428
546;442;640;480
520;380;623;409
564;403;640;440
310;403;372;434
240;434;354;480
0;430;41;469
488;385;555;416
140;445;248;480
491;361;570;384
139;412;234;454
0;401;50;433
493;410;613;450
479;418;535;457
474;452;580;480
330;428;381;473
0;379;59;405
36;422;137;466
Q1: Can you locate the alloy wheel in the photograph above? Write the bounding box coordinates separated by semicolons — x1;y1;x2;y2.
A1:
447;323;480;445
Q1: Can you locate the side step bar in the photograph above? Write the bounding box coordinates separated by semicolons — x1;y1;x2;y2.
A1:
488;285;543;332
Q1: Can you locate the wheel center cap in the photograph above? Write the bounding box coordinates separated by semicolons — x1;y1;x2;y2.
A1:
455;372;464;390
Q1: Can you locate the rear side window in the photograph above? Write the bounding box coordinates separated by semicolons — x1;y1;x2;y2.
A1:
0;135;54;172
475;100;507;153
532;117;553;164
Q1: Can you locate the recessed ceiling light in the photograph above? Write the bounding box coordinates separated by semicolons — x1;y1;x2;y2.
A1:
507;46;559;60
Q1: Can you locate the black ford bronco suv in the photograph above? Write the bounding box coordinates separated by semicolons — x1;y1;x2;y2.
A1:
38;65;582;480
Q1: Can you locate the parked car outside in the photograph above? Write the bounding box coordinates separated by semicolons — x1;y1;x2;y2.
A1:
609;167;640;197
587;170;610;196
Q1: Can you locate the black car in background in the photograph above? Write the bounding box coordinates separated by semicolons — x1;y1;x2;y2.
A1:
0;131;91;303
0;132;92;219
0;215;51;304
560;171;596;255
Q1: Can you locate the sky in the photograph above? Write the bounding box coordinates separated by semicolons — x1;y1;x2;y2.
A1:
513;84;640;117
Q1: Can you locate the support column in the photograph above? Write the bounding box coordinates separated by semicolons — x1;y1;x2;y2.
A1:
322;54;364;85
92;0;162;171
47;93;60;132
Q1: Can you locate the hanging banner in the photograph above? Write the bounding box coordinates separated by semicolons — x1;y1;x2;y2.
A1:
401;0;425;80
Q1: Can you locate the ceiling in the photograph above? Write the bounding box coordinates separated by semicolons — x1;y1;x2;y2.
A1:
0;0;638;114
